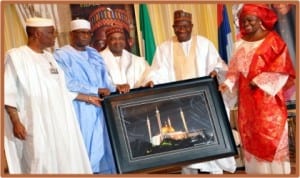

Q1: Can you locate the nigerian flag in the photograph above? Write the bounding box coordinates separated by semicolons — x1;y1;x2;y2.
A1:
139;4;156;65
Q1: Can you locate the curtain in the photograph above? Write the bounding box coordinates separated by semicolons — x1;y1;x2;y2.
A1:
3;3;72;52
14;4;61;49
134;4;219;48
4;4;26;53
4;3;233;57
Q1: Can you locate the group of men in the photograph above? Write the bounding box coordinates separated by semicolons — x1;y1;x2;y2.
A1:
4;4;295;175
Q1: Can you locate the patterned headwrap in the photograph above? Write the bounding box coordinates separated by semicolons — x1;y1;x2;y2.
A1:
105;25;124;37
239;4;277;35
89;7;130;32
174;10;192;22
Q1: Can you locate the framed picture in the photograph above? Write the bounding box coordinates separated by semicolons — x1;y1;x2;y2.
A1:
102;76;237;173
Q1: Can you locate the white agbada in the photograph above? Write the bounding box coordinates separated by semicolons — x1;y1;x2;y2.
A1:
146;35;237;174
100;48;150;89
145;35;228;84
4;46;92;174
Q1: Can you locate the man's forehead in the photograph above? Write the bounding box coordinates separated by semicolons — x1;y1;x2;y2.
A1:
36;26;55;31
174;20;192;25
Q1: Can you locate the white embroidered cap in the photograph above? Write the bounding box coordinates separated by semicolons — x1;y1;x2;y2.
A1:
25;17;54;27
70;19;91;31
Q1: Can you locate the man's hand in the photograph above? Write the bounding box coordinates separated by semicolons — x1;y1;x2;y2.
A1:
13;121;27;140
209;70;218;78
98;88;111;98
143;81;154;88
219;83;229;93
87;95;103;107
116;84;130;94
5;105;27;140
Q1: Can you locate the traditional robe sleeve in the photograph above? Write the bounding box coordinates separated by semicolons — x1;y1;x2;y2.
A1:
104;74;117;92
133;57;151;88
54;51;99;95
223;43;240;93
51;57;79;100
67;91;79;100
206;40;228;75
145;42;174;84
221;42;239;109
4;53;19;108
210;42;237;110
205;40;229;85
252;72;289;96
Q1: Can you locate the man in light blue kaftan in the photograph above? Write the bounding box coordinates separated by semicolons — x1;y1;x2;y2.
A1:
53;19;117;173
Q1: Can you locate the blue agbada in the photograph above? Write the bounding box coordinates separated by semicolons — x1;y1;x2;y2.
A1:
54;45;116;173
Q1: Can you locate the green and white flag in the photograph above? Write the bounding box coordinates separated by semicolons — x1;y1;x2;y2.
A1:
139;4;156;65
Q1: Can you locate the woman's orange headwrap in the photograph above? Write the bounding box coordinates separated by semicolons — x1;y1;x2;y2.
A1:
239;4;277;36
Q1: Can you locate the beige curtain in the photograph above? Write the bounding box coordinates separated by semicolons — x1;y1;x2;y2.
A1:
134;3;219;50
3;3;71;53
4;4;26;53
135;4;238;54
14;3;72;49
4;3;235;56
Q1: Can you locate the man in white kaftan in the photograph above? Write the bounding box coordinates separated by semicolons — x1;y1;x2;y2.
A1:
4;17;92;174
144;10;237;174
100;26;151;89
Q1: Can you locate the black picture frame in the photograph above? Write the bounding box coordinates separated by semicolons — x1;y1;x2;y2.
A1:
102;76;237;173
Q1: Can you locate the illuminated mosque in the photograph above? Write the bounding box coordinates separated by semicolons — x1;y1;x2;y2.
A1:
147;107;208;146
